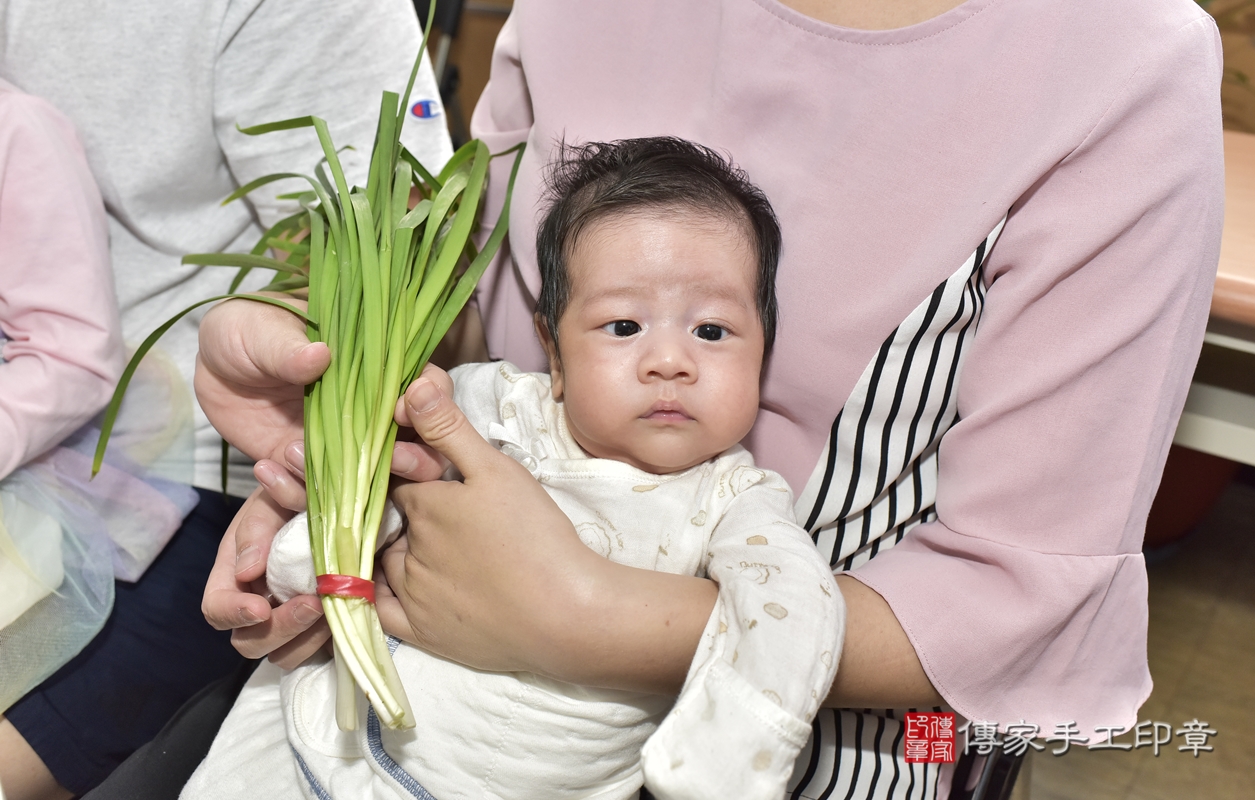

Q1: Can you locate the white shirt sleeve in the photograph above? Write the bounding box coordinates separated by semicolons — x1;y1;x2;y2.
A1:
642;464;845;800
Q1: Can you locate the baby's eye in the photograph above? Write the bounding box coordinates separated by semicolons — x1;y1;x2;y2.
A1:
602;320;641;337
694;324;728;341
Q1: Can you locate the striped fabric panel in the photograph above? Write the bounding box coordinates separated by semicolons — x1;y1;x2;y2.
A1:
788;218;1006;800
795;216;1005;570
789;710;941;800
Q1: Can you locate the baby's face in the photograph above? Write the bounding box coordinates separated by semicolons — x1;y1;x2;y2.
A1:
540;210;764;474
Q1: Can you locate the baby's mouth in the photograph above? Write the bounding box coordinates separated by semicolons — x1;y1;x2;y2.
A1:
643;401;691;422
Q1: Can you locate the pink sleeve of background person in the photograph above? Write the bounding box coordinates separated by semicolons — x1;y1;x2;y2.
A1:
468;0;1223;739
468;12;537;343
0;82;122;480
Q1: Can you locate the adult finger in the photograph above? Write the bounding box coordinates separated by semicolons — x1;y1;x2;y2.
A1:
230;486;290;584
231;600;327;663
393;362;454;426
202;487;296;634
376;541;420;648
266;618;332;670
194;297;327;465
280;437;449;489
389;364;455;481
401;369;498;482
283;440;305;479
254;458;307;512
202;488;328;661
201;491;273;631
378;537;420;632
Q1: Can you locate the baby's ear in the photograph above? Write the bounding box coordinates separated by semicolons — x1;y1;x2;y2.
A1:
534;314;564;400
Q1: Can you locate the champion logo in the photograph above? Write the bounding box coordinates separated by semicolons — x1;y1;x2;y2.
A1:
410;99;441;119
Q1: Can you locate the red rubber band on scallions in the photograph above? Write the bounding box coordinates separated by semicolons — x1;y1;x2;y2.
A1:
316;574;376;603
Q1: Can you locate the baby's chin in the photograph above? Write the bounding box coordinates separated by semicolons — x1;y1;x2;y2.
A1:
566;419;734;474
640;454;718;474
598;444;728;475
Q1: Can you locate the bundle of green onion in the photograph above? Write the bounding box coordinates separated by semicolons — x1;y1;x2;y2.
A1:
92;9;523;731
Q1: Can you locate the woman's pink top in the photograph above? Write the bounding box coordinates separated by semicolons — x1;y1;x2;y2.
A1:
0;81;121;480
467;0;1225;741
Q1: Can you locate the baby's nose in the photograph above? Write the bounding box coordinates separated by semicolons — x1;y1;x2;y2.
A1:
640;332;697;381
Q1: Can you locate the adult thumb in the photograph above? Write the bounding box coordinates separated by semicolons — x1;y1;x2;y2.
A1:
404;375;492;478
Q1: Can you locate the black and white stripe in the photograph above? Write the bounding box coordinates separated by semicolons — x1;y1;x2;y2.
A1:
796;216;1004;569
789;710;942;800
787;218;1005;800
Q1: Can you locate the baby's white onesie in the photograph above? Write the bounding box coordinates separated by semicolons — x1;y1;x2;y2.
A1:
183;361;844;800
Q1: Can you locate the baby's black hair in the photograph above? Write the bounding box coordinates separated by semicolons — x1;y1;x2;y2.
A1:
535;136;781;354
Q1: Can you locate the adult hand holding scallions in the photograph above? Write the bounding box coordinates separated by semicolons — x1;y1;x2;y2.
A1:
94;1;523;730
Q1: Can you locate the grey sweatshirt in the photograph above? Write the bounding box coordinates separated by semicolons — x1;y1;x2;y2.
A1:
0;0;453;493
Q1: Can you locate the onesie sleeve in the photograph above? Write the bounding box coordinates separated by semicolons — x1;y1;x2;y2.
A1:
0;89;121;480
851;16;1224;740
642;463;844;800
447;360;517;440
213;0;454;229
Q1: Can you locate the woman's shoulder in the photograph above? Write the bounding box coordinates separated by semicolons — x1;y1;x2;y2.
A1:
1102;0;1214;31
1078;0;1217;59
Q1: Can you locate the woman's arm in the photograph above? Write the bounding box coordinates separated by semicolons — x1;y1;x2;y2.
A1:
848;12;1223;738
829;576;942;708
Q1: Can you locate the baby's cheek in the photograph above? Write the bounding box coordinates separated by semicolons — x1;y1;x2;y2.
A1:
735;399;761;441
562;389;623;450
711;391;760;452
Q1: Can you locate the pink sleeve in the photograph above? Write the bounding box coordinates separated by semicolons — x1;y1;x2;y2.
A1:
0;88;122;480
851;17;1224;739
469;13;550;372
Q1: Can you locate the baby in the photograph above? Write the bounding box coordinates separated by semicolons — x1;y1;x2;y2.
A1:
184;137;844;800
